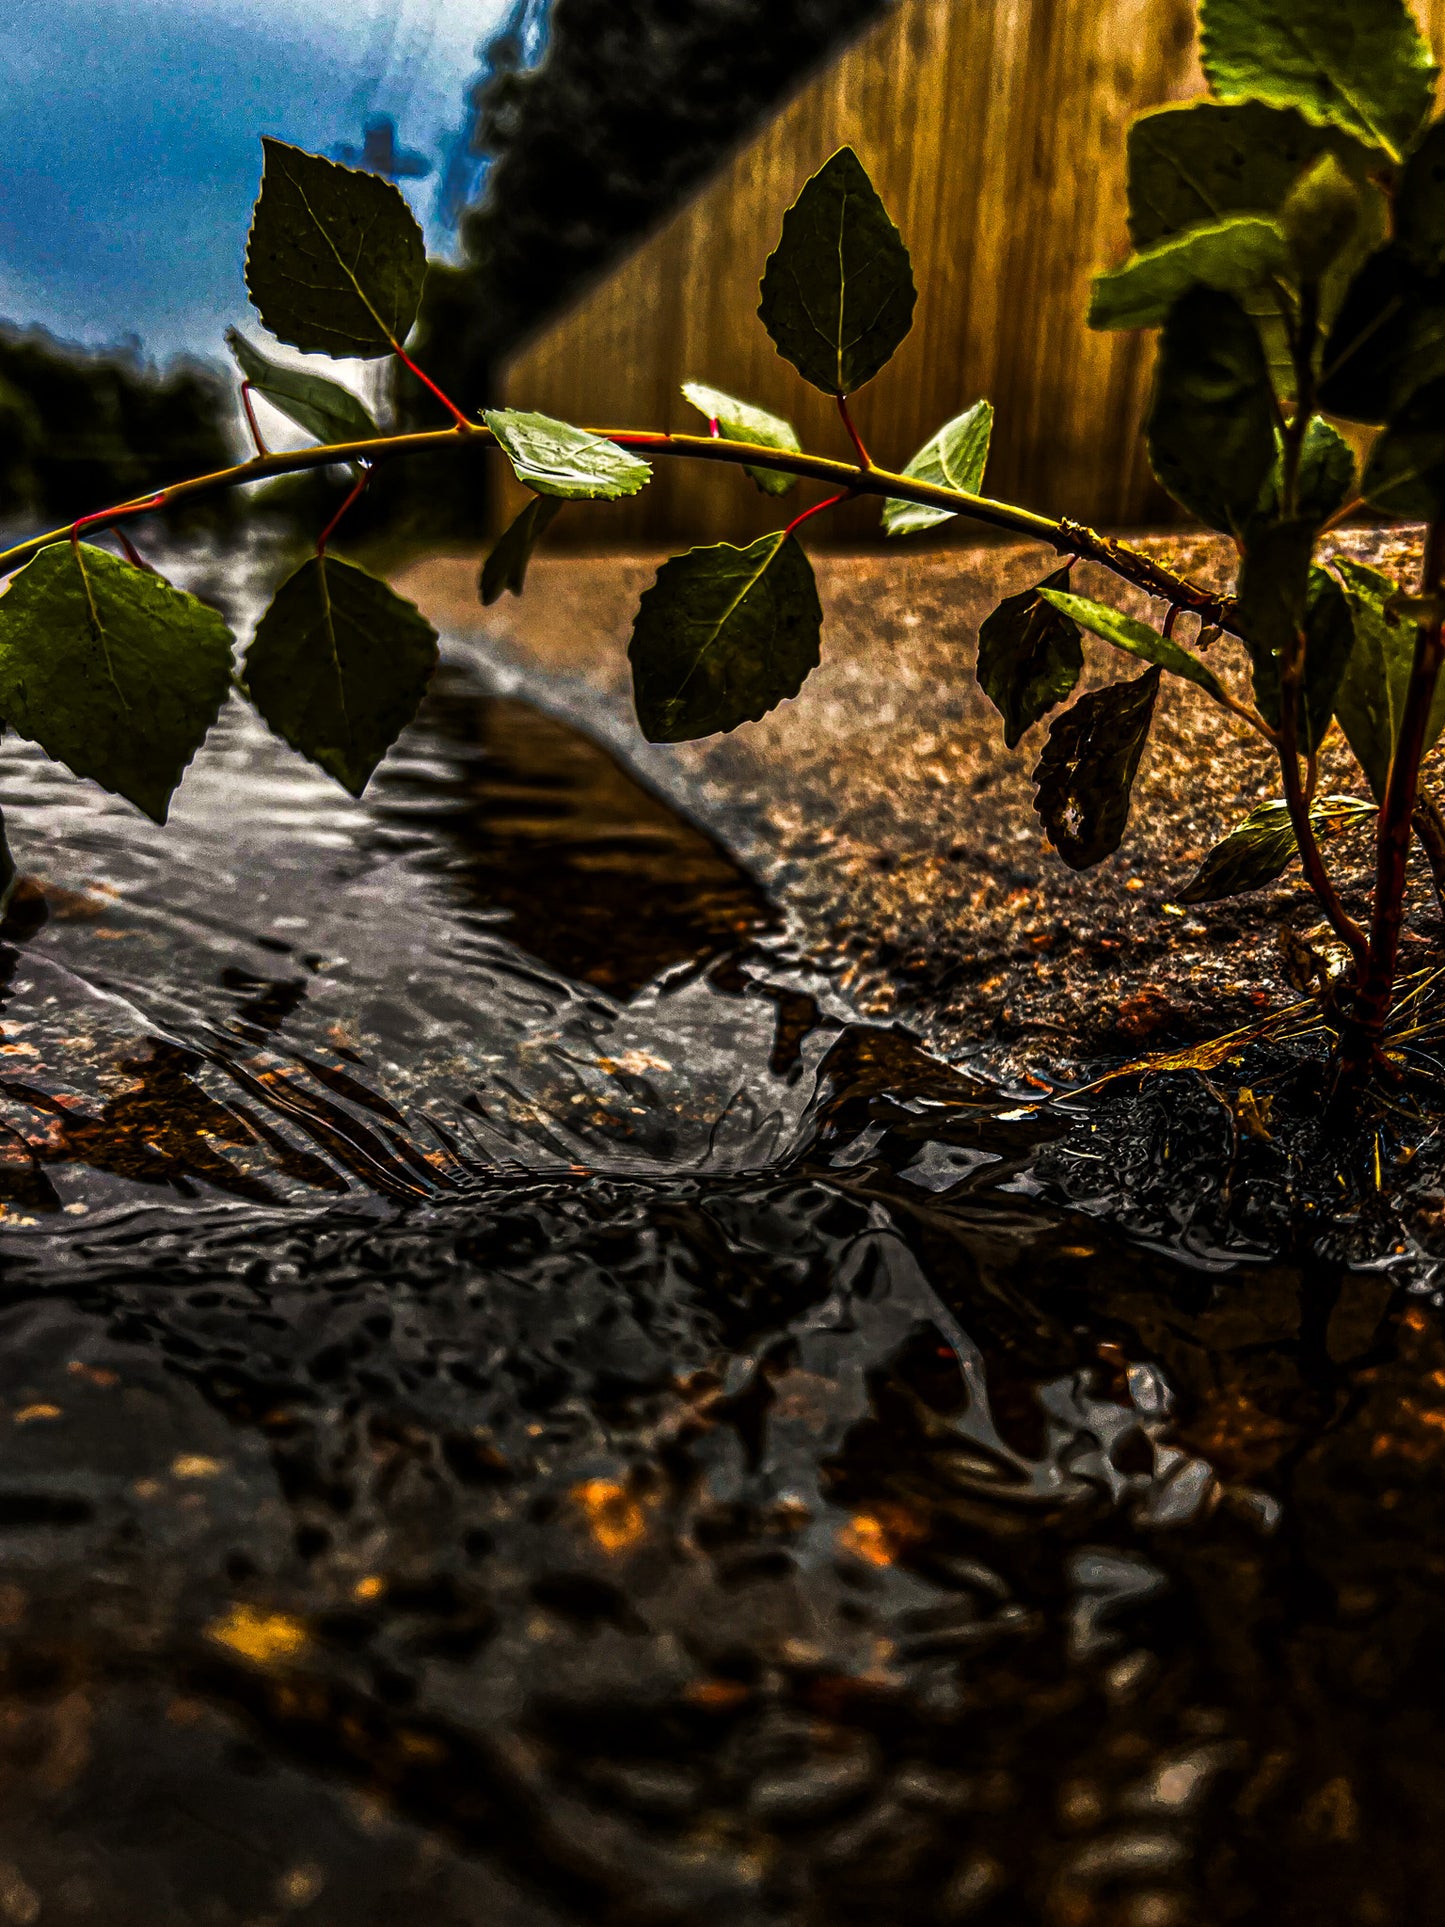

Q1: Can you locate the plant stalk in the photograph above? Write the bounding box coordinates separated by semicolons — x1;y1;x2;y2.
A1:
1340;518;1445;1076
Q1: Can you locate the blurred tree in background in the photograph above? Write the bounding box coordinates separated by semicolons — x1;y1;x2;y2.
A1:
395;0;889;535
0;328;240;538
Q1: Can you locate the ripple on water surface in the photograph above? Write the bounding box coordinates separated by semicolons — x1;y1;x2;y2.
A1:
0;639;1437;1924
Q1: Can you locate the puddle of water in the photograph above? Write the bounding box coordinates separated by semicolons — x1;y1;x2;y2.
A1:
0;608;1437;1924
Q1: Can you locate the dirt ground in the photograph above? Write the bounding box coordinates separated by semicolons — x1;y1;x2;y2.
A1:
396;525;1432;1080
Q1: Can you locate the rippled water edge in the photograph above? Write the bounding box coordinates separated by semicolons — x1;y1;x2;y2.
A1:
0;544;1441;1924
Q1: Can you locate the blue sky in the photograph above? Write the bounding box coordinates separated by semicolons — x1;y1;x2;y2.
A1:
0;0;509;362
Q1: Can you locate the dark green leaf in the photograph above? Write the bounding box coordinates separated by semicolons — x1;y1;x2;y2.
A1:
245;139;427;358
1279;151;1363;279
976;565;1083;749
1302;564;1356;751
628;533;822;743
1040;589;1227;702
1127;100;1371;247
1088;216;1287;331
680;381;800;496
0;543;233;824
757;146;916;395
1179;794;1374;901
1333;557;1445;797
1147;288;1278;534
1318;246;1445;422
1362;375;1445;518
1031;668;1161;870
1234;517;1316;727
244;556;438;795
1253;415;1355;530
883;401;993;536
484;408;651;501
1200;0;1436;160
1397;118;1445;274
226;327;378;447
479;496;563;606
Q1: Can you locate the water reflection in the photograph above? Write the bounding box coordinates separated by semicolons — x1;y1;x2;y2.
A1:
0;646;1437;1924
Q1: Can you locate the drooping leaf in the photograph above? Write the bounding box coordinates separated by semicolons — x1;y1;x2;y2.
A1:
1040;589;1227;703
1126;100;1371;248
1333;557;1445;798
757;146;917;395
0;543;233;823
245;139;427;358
1031;668;1161;870
1234;517;1316;728
1318;246;1445;423
680;381;800;496
1088;216;1288;331
480;495;563;606
976;564;1083;749
226;327;379;447
1362;375;1445;519
628;533;822;743
1179;794;1374;902
244;556;439;796
882;401;994;536
484;408;651;501
1146;288;1278;535
1301;564;1356;752
1199;0;1436;161
1252;415;1355;530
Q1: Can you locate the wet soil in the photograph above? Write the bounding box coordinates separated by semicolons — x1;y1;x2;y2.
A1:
398;527;1436;1077
0;535;1442;1925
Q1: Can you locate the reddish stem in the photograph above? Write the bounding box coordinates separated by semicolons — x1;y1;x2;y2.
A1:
836;394;872;469
708;416;721;439
115;530;157;573
783;490;852;539
69;493;166;557
1161;604;1180;639
392;344;472;432
316;465;373;557
240;381;270;458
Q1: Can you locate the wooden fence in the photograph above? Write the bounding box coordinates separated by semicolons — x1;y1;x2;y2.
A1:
499;0;1445;545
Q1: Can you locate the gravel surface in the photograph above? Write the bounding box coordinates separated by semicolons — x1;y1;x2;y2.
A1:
398;526;1435;1079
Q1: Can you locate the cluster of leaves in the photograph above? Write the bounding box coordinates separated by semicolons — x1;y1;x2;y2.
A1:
5;0;1445;976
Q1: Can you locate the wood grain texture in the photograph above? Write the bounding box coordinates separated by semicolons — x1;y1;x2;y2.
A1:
500;0;1445;545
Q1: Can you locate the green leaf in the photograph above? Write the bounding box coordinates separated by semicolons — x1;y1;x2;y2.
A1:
680;382;800;496
1199;0;1436;161
484;408;651;501
976;564;1084;749
1126;100;1371;248
245;139;427;359
1031;668;1161;870
0;543;233;824
1333;557;1445;798
479;495;563;607
1147;288;1278;535
1040;589;1228;703
1253;416;1354;530
1279;151;1363;280
757;146;917;395
1301;564;1356;752
1318;246;1445;422
244;556;438;796
1088;216;1288;331
226;327;378;447
1362;376;1445;519
1179;794;1374;902
1234;517;1316;727
1397;118;1445;275
882;401;993;536
628;533;822;743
